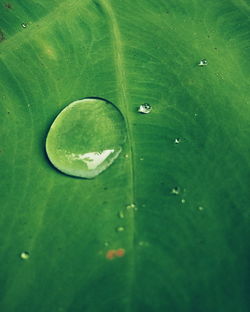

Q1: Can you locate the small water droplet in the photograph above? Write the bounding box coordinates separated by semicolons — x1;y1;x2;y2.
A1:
174;138;181;144
20;251;29;260
198;206;204;211
118;211;125;219
171;187;180;195
46;98;126;179
125;154;129;158
21;23;27;28
181;199;186;203
198;59;208;66
140;157;144;161
116;226;125;232
126;203;137;210
138;103;152;114
104;241;109;247
138;241;149;247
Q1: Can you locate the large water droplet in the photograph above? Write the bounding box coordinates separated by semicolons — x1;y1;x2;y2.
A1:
46;98;126;179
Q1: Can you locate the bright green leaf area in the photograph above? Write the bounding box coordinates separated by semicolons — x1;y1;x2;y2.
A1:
0;0;250;311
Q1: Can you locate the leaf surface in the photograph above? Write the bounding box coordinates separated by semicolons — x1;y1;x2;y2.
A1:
0;0;250;311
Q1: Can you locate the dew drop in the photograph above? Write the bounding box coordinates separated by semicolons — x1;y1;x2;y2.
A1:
138;103;152;114
181;199;186;203
118;211;125;219
21;23;27;28
126;203;137;210
198;59;208;66
46;98;126;179
171;187;180;195
20;251;29;260
140;157;144;161
125;154;129;158
174;138;181;144
104;241;109;247
198;206;204;211
116;226;125;232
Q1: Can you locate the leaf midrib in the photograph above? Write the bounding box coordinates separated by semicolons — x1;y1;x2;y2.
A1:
100;0;136;310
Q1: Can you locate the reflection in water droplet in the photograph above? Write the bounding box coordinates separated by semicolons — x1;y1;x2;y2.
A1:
171;187;180;195
125;154;129;158
116;226;125;232
20;251;29;260
138;103;152;114
181;199;186;203
198;206;204;211
174;138;181;144
198;59;208;66
46;98;126;179
21;23;27;28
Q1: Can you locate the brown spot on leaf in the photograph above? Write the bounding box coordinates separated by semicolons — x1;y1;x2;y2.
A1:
115;248;125;257
105;249;116;260
105;248;126;260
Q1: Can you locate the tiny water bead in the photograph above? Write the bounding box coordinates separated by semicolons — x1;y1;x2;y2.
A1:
21;23;27;28
174;138;181;144
46;98;126;179
118;211;125;219
138;241;149;247
20;251;29;260
171;187;180;195
198;59;208;66
138;103;152;114
126;203;137;211
116;226;125;232
197;206;204;211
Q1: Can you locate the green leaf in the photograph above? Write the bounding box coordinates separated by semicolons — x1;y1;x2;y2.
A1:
1;0;250;311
